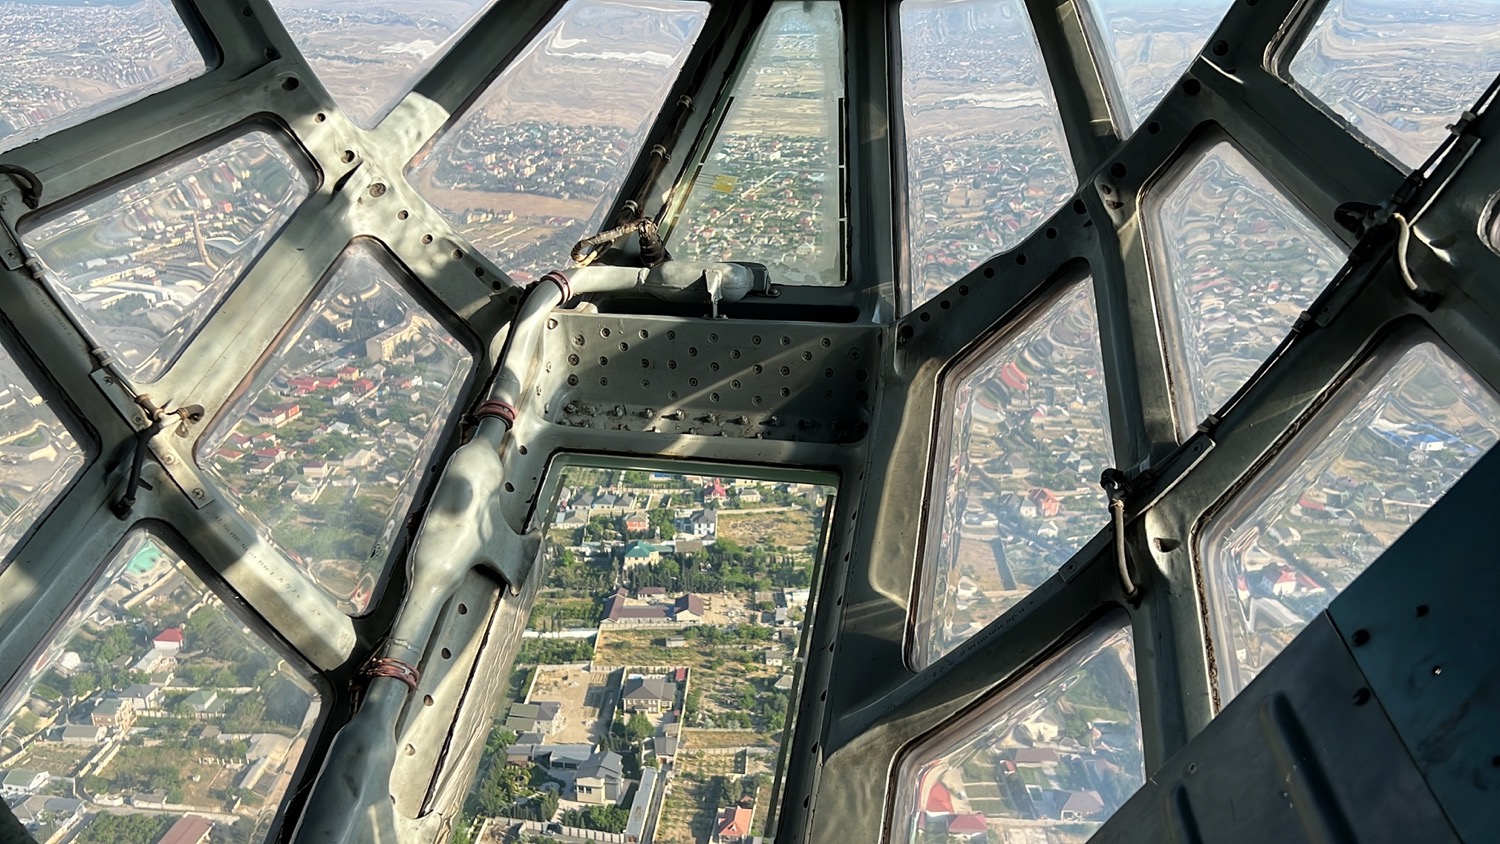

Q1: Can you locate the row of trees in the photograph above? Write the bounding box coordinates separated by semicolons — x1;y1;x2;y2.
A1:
516;637;594;665
560;804;629;834
621;544;812;595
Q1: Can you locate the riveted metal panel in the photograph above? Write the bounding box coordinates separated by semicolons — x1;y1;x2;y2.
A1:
1329;447;1500;843
536;313;879;443
1093;614;1458;844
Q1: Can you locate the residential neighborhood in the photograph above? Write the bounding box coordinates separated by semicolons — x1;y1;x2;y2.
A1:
1207;342;1500;697
0;533;320;844
0;351;83;565
409;0;707;285
898;627;1143;844
23;132;309;383
668;3;844;287
196;245;473;614
922;282;1114;666
462;469;830;844
0;0;202;155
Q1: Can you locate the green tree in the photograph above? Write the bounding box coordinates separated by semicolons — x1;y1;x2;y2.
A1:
486;728;518;755
13;709;40;736
452;817;475;844
561;805;629;834
648;508;676;538
625;711;652;744
76;814;171;844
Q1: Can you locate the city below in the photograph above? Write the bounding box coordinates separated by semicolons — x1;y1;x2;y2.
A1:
2;0;1500;843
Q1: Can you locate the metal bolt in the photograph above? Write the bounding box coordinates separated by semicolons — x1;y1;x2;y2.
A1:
163;453;176;464
192;488;205;498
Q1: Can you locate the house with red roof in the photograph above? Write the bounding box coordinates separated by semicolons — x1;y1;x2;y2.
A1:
999;360;1029;392
158;814;212;844
947;813;988;839
924;781;954;815
1028;487;1061;518
713;805;754;843
152;627;184;655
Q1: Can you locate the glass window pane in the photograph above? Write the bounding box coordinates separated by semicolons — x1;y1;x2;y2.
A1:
1287;0;1500;170
892;620;1144;842
916;281;1113;668
197;242;473;614
481;467;832;839
407;0;710;284
0;0;206;153
665;1;844;287
0;344;84;566
1202;342;1500;702
23;132;311;383
901;0;1076;308
1078;0;1226;134
0;531;320;842
267;0;497;128
1146;141;1345;436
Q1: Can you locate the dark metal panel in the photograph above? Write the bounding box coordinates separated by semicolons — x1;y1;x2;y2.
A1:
809;560;1130;844
1329;447;1500;843
1093;615;1458;844
1026;0;1119;177
847;0;899;318
535;313;879;443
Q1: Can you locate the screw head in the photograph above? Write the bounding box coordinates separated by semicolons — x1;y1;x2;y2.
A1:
192;488;205;498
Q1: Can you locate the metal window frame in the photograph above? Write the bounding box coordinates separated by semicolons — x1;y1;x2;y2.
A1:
0;0;1494;841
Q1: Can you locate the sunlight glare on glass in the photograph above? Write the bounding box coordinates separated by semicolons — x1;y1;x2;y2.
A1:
267;0;497;128
24;132;310;383
893;620;1144;841
1146;142;1344;437
0;344;83;568
0;0;205;153
1202;341;1500;702
1288;0;1500;170
1078;0;1228;134
901;0;1076;308
407;0;710;284
916;281;1113;668
667;1;845;287
198;243;472;614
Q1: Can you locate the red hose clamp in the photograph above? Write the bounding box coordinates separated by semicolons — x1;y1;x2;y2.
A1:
539;270;572;302
362;656;421;693
475;400;516;428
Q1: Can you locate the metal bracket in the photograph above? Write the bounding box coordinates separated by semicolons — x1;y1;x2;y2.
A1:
1088;435;1216;598
1100;468;1138;600
89;369;217;510
0;181;33;271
